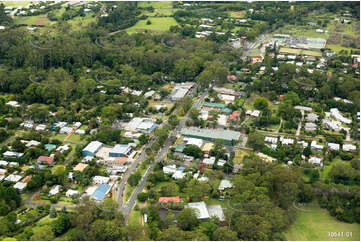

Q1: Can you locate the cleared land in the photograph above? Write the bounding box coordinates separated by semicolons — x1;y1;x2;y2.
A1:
126;17;178;33
285;202;360;241
279;47;322;57
14;14;50;25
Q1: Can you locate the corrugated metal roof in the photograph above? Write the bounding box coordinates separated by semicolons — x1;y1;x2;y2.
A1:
91;183;111;201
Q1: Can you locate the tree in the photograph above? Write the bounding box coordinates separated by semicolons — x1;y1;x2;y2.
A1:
137;192;148;202
160;183;179;197
183;144;203;159
49;207;57;218
254;97;268;111
177;208;199;231
212;227;238;241
158;225;185;240
30;225;54;241
247;132;264;151
52;214;71;236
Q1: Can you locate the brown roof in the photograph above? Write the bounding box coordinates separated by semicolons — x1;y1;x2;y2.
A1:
73;163;88;172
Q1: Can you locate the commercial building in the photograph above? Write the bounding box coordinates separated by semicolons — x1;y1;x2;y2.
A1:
82;141;103;156
181;128;241;146
125;117;157;134
109;144;133;157
170;82;194;101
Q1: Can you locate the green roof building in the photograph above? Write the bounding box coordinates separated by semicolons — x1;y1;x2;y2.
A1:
181;128;241;146
203;102;227;109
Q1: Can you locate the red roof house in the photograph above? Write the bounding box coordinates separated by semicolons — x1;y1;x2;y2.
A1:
37;156;54;164
229;111;241;121
159;196;181;203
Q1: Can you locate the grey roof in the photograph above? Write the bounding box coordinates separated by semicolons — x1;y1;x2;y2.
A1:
83;141;103;153
206;205;225;221
185;202;209;219
181;128;241;142
110;144;132;155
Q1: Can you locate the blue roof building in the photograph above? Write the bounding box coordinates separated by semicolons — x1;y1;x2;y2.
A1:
91;183;111;201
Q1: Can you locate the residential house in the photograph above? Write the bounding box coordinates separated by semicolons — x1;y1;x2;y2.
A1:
66;189;79;198
306;113;319;122
342;144;357;152
93;176;110;184
327;143;340;151
49;185;61;196
311;140;323;151
309;155;323;166
218;179;233;191
305;122;317;132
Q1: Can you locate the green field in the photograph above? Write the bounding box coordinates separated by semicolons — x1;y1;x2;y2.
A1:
0;1;30;7
138;1;173;8
285;202;360;241
13;14;50;25
326;44;360;54
126;17;178;33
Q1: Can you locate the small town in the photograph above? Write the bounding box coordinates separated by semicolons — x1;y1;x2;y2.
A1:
0;1;359;241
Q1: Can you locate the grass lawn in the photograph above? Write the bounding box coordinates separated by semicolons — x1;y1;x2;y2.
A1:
234;149;252;163
21;193;31;201
66;134;85;144
51;133;67;141
0;1;30;7
320;156;347;179
128;209;142;227
228;11;244;18
138;1;173;8
284;202;360;241
154;181;173;191
124;184;134;204
326;44;360;55
126;17;178;33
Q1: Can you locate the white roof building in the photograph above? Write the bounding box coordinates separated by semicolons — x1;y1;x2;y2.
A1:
59;127;73;134
25;140;41;148
202;157;216;166
125;117;157;133
309;156;323;166
311;140;323;151
163;165;177;174
297;141;308;148
9;162;19;167
185;202;210;219
327;143;340;151
265;136;278;144
83;141;103;156
172;170;186;180
3;151;24;158
5;174;23;182
35;124;47;131
14;182;27;191
198;176;209;182
93;176;110;184
75;129;85;135
219;179;233;191
330;108;352;124
0;160;9;166
280;137;294;145
66;189;79;197
206;205;225;221
342;144;357;152
6;101;20;107
49;185;61;196
294;106;313;112
184;137;203;148
217;159;226;167
323;119;342;132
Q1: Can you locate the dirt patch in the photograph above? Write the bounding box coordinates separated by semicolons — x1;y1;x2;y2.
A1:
236;11;243;17
34;17;49;26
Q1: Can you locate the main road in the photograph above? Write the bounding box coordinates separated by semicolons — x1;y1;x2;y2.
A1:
119;85;209;223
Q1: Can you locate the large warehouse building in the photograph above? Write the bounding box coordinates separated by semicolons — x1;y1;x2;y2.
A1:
82;141;103;156
180;128;241;146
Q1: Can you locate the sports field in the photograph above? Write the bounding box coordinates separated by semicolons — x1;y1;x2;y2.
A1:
14;14;50;25
285;202;360;241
